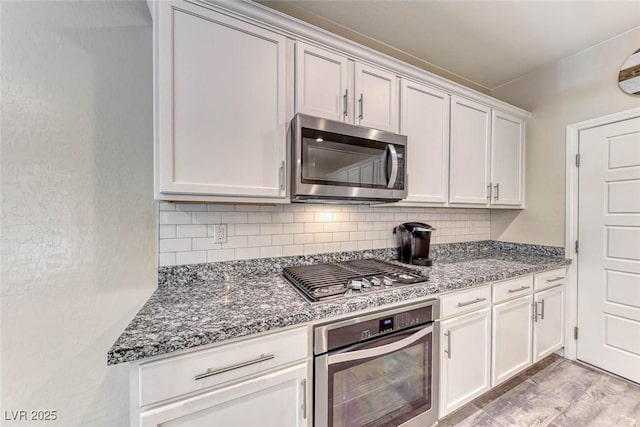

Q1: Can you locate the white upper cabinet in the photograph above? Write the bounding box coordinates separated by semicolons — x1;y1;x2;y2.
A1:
155;1;289;202
354;62;399;132
449;96;492;205
295;42;350;121
400;80;450;204
491;110;525;206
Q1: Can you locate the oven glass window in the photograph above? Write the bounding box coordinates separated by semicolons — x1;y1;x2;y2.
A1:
329;338;431;427
300;128;403;189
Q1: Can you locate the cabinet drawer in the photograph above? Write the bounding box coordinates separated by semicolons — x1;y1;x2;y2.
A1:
137;327;308;407
493;275;533;304
440;285;491;318
534;268;567;291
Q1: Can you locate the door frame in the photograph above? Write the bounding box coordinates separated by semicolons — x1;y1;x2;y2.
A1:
564;107;640;361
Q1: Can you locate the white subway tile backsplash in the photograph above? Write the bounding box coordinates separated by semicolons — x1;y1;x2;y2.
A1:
247;212;271;223
192;238;221;251
260;224;283;235
159;203;491;266
221;212;248;224
235;247;260;260
177;225;207;238
207;249;235;262
248;235;271;247
272;234;294;246
159;238;191;253
159;211;191;224
159;253;176;266
235;224;260;236
192;212;222;225
159;225;177;239
221;236;247;249
176;251;207;265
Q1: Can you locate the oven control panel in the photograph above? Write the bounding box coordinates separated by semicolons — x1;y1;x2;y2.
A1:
319;302;436;353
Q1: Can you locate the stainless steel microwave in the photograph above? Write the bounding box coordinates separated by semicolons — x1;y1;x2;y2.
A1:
291;114;408;203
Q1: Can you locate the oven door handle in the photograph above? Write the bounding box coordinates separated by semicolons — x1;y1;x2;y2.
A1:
327;325;432;365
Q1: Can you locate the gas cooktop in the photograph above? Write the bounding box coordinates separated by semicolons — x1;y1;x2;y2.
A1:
282;259;428;302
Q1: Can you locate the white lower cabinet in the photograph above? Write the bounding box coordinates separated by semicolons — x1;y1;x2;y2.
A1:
533;285;565;361
439;307;491;416
491;294;533;386
131;327;310;427
140;363;308;427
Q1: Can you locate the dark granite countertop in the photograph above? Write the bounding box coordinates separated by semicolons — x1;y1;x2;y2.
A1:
108;241;571;365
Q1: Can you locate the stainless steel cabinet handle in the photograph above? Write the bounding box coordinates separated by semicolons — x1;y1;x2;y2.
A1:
444;331;451;359
457;297;487;307
508;285;530;293
300;378;307;419
494;183;500;201
343;89;348;117
487;183;492;202
546;276;564;283
279;161;285;191
532;302;538;322
539;299;545;320
194;354;275;381
358;94;364;120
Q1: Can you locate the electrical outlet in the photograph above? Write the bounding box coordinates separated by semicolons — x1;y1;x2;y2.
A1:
213;224;227;244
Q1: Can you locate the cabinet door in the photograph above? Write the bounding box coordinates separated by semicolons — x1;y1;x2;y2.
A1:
533;286;565;362
449;96;491;205
491;110;524;206
440;308;491;417
140;363;309;427
400;79;450;204
492;295;533;386
354;62;399;132
156;2;287;200
295;42;350;121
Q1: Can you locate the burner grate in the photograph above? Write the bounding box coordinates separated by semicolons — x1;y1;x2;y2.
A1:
283;259;427;302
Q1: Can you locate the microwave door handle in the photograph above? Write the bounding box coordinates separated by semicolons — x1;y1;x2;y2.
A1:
327;325;432;365
386;144;399;189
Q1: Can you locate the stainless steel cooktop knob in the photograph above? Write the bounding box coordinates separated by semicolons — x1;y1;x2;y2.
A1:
361;278;371;288
370;277;382;287
383;276;394;287
349;280;362;290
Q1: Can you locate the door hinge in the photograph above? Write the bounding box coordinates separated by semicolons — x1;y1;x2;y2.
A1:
574;326;578;340
575;240;579;254
576;154;581;167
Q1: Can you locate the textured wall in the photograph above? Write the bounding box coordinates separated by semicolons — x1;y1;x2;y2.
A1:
490;28;640;246
159;202;491;266
1;2;156;426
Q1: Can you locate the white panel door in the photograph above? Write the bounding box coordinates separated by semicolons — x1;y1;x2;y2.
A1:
140;363;308;427
449;96;491;205
354;62;399;132
578;116;640;383
440;308;491;417
156;2;287;199
492;295;533;386
491;110;524;206
400;79;450;203
533;286;565;361
295;42;350;121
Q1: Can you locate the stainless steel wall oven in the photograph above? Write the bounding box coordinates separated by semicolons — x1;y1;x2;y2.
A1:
291;114;408;203
314;300;439;427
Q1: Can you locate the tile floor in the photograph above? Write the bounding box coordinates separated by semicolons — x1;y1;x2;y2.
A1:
438;354;640;427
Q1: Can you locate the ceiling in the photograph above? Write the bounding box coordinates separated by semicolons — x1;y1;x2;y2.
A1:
258;1;640;91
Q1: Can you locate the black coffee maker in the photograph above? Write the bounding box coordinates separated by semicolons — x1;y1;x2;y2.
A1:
393;222;436;266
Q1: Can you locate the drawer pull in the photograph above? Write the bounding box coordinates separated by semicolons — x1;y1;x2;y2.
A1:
194;353;275;381
546;276;564;283
457;297;487;307
508;285;530;293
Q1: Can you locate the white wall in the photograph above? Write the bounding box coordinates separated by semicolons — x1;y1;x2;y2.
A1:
490;27;640;246
1;2;156;426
